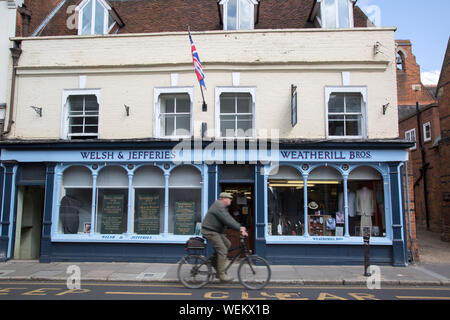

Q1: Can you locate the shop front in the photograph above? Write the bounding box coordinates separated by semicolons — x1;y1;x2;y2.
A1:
0;140;410;266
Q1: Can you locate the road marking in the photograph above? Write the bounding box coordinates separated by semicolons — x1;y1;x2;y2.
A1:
105;291;192;296
396;296;450;300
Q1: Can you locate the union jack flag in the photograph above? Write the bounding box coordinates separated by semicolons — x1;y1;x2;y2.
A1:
188;29;206;90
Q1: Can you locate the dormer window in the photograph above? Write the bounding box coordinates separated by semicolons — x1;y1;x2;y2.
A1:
311;0;356;29
77;0;116;35
219;0;258;30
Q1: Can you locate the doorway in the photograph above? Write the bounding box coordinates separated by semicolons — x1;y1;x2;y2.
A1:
14;186;45;260
220;184;254;255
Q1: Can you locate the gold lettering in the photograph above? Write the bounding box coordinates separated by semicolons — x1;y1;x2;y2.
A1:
348;292;379;300
56;289;90;296
22;288;60;296
204;291;229;299
317;292;347;300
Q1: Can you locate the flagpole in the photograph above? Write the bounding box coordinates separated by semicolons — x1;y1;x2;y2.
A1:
188;25;207;112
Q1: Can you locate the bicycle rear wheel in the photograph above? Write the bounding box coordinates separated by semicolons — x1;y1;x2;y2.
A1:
178;255;211;289
237;255;271;290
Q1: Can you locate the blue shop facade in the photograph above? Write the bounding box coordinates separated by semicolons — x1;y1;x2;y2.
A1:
0;140;411;266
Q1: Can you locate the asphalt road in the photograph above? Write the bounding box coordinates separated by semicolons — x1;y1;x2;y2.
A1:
1;280;450;301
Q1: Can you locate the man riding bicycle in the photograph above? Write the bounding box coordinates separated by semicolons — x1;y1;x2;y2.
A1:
201;192;248;282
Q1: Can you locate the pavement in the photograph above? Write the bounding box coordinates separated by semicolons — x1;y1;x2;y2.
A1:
0;228;449;287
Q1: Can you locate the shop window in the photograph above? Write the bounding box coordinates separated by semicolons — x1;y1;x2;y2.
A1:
321;0;354;28
96;166;128;234
59;166;93;234
168;165;202;235
267;166;304;236
133;166;165;235
326;87;367;139
219;92;254;137
78;0;115;35
307;166;344;236
159;94;191;137
348;166;385;237
220;0;257;30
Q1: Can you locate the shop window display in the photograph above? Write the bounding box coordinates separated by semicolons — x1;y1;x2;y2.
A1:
347;166;385;237
133;166;165;234
59;166;93;234
268;166;304;236
307;166;343;236
168;165;202;235
96;166;128;234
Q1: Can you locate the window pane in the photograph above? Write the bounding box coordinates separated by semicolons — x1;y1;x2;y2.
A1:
227;0;237;30
237;94;252;113
175;95;190;113
337;0;350;27
328;93;344;113
221;115;236;137
60;188;93;234
160;96;175;113
268;173;304;236
97;189;128;234
323;0;337;28
236;115;252;136
239;0;252;30
307;167;343;237
69;96;83;115
94;0;105;34
328;115;344;136
345;93;362;113
85;95;99;114
168;188;202;235
220;94;235;113
175;114;190;136
81;0;92;35
135;188;164;235
161;115;175;136
345;115;361;136
348;167;385;237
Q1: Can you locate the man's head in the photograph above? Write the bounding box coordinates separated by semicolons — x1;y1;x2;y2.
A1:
219;192;233;207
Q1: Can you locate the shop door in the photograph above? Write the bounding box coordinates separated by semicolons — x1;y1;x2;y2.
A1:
220;184;254;255
13;186;45;260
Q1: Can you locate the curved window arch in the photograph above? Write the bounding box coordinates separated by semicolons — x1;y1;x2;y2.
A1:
168;165;202;235
348;165;385;237
133;166;165;234
267;165;304;236
96;166;128;234
59;166;93;234
396;51;406;70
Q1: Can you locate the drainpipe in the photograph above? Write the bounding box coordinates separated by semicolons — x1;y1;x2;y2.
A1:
413;101;430;229
1;40;22;140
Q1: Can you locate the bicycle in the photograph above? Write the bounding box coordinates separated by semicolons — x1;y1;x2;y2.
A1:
177;235;271;290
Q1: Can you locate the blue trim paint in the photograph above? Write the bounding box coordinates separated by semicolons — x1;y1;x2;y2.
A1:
40;163;56;263
0;163;15;261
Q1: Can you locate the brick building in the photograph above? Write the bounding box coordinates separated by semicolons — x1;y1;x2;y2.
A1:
437;38;450;242
397;38;450;245
0;0;413;265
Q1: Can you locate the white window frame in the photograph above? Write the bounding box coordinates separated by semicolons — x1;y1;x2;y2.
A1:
325;86;367;139
319;0;355;28
61;89;101;140
76;0;116;35
220;0;257;30
154;87;194;139
423;122;431;142
405;128;417;150
215;86;256;139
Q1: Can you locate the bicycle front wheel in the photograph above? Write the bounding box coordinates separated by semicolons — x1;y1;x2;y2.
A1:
178;255;211;289
238;255;271;290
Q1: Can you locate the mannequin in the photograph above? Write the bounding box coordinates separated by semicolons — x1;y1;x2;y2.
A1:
338;189;356;234
356;186;374;234
60;195;80;234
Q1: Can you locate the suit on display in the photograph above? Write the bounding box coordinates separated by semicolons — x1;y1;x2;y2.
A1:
356;187;374;232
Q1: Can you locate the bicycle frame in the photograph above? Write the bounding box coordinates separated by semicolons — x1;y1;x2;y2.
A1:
223;237;252;273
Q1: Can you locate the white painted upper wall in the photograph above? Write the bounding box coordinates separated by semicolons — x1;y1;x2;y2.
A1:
8;28;399;140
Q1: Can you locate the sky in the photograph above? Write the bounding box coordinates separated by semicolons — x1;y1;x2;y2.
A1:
357;0;450;85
